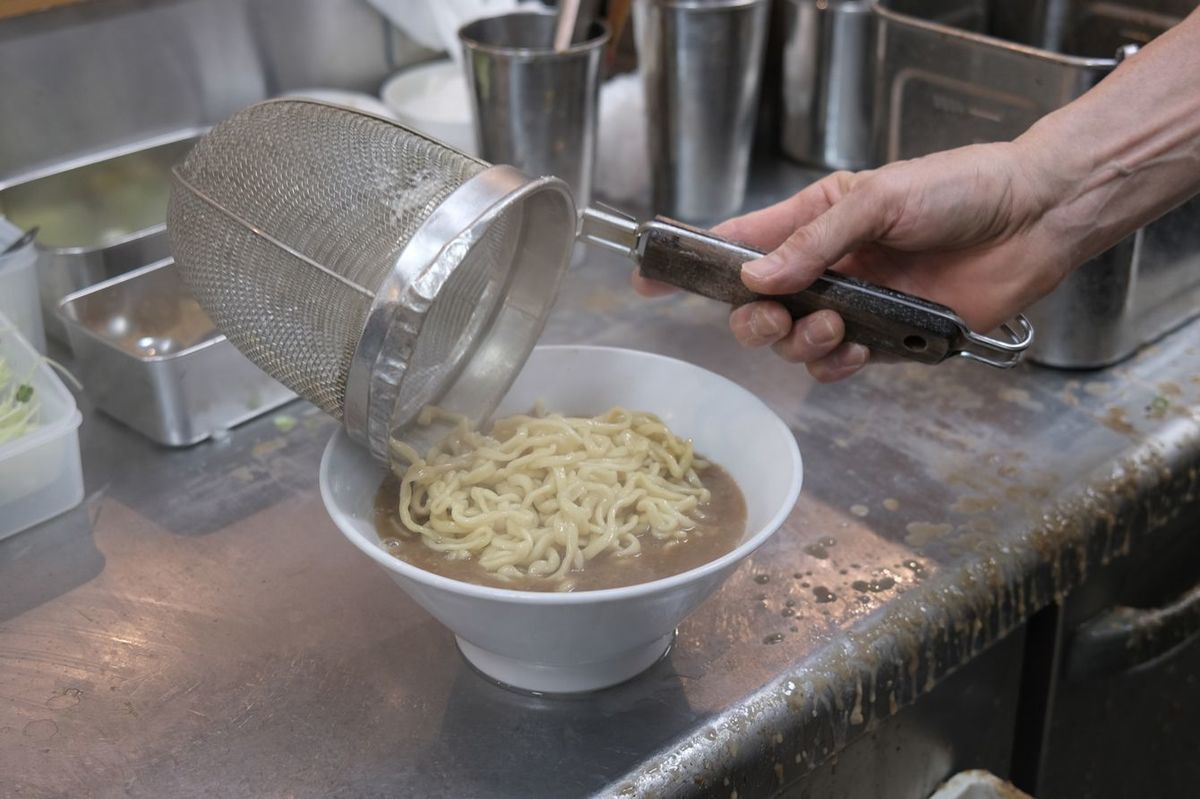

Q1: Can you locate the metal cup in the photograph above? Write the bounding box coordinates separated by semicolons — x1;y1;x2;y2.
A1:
635;0;771;224
780;0;876;171
459;13;609;212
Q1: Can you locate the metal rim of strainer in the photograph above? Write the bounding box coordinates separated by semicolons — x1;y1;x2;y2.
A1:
344;164;578;462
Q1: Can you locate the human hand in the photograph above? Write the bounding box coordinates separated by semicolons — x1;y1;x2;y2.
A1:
633;140;1076;382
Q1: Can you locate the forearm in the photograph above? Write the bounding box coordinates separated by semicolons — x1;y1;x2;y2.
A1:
1016;7;1200;266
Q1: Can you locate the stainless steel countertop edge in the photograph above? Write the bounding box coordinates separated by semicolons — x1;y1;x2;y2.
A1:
603;398;1200;797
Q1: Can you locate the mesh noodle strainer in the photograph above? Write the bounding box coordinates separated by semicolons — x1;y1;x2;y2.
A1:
168;100;1033;462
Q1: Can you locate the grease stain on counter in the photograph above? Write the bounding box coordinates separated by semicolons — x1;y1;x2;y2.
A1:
904;522;953;547
1103;407;1136;436
998;387;1045;412
953;495;999;514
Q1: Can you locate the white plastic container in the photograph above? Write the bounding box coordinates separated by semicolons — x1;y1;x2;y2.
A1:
380;59;476;155
0;218;46;354
0;313;84;540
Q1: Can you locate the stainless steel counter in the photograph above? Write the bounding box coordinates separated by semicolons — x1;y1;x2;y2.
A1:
3;162;1199;798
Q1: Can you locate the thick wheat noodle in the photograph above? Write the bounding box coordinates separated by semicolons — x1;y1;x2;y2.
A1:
388;407;711;585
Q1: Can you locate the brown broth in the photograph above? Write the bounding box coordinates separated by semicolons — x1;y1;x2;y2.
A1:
373;460;748;592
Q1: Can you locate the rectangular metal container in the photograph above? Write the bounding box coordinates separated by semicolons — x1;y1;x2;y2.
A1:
57;259;296;447
0;132;202;343
873;0;1200;368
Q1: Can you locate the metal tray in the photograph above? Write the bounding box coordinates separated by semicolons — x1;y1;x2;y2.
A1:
57;259;296;447
0;131;203;342
873;0;1200;368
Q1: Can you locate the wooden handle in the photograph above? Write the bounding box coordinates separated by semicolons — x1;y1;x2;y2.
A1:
637;219;964;365
0;0;86;21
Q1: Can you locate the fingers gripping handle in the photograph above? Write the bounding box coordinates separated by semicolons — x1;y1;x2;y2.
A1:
577;208;1032;367
637;219;968;364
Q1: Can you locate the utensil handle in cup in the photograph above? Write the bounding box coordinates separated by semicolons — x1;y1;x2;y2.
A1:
637;218;975;366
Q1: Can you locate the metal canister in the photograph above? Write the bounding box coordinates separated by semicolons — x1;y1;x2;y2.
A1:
779;0;876;171
459;12;608;212
634;0;771;224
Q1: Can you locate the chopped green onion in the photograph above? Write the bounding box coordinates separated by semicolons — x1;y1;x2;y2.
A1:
0;335;42;444
0;327;81;445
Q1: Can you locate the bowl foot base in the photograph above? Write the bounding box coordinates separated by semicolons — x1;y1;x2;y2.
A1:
456;632;675;695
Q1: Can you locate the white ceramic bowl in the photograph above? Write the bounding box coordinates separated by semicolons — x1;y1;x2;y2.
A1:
380;60;476;156
319;346;802;693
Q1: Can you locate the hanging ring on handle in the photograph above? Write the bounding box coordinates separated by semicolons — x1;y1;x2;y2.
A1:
957;316;1035;368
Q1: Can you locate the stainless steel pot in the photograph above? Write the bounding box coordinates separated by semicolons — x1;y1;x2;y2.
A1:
873;0;1200;368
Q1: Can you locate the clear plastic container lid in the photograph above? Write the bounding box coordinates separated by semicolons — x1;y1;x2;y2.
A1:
0;311;83;531
0;217;45;354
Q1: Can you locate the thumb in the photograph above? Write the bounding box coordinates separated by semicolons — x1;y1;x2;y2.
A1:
741;186;890;295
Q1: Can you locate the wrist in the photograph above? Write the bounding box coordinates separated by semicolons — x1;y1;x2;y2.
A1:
1011;109;1121;270
1011;112;1088;218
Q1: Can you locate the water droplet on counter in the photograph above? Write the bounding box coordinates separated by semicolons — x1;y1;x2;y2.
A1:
754;592;768;602
781;607;795;618
901;559;929;580
763;633;785;645
23;720;57;741
785;599;796;607
812;586;837;603
46;688;82;710
852;577;896;593
754;574;771;584
803;537;837;559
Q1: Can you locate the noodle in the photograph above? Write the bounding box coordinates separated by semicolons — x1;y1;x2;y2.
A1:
388;407;712;584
